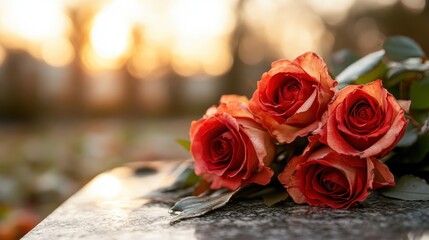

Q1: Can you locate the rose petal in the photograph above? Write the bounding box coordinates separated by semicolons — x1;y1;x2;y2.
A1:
293;52;328;82
397;100;411;113
370;158;395;189
246;166;274;186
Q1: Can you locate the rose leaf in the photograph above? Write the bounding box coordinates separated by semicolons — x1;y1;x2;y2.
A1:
167;164;200;190
387;59;429;77
142;162;200;203
262;189;289;207
328;49;358;77
396;126;418;148
386;69;425;88
176;138;191;151
169;188;240;224
383;36;426;62
410;75;429;110
336;50;385;88
380;175;429;201
354;62;387;85
142;187;195;204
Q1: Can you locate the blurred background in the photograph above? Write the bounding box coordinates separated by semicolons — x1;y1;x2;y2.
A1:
0;0;428;238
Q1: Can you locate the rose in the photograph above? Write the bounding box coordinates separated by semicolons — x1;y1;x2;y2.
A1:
317;80;408;158
190;95;275;190
249;51;337;143
278;137;395;209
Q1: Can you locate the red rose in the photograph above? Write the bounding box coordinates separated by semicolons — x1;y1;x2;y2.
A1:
317;80;408;158
278;137;394;209
190;95;275;190
249;52;337;143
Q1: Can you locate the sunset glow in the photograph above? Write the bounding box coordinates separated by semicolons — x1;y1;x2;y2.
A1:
0;45;5;66
42;37;75;67
0;0;412;77
0;0;72;64
169;0;235;76
85;0;139;70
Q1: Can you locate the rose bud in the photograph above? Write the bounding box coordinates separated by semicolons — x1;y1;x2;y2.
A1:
278;136;395;209
190;95;275;190
249;52;337;143
317;79;408;158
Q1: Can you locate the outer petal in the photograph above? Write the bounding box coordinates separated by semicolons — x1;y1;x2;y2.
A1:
293;52;329;82
239;118;276;167
210;175;242;190
271;59;293;68
218;95;254;119
370;158;395;189
245;166;274;186
278;135;322;203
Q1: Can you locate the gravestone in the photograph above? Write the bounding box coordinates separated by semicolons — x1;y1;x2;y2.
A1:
23;160;429;240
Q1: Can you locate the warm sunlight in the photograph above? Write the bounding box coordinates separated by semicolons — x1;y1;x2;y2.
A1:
86;0;139;70
401;0;426;12
42;37;75;67
0;0;71;60
87;173;123;199
0;45;5;66
242;1;332;59
306;0;356;24
169;0;235;76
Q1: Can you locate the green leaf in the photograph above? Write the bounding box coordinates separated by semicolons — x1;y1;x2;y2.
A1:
142;161;200;203
177;139;191;151
169;188;240;224
142;187;195;204
396;127;418;148
354;62;387;85
410;76;429;110
166;165;200;190
386;70;423;88
383;36;426;61
385;59;428;87
381;175;429;200
329;49;358;76
262;189;289;207
336;50;385;87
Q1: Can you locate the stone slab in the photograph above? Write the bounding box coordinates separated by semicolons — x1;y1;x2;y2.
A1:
23;160;429;240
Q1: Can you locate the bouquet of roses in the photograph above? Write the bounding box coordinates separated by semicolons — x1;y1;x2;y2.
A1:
145;36;429;224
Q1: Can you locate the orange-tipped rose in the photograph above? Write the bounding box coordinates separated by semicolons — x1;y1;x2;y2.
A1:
317;80;408;158
190;95;275;190
249;52;337;143
278;136;395;209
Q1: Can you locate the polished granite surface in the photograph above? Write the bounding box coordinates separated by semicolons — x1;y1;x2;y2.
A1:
23;160;429;240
